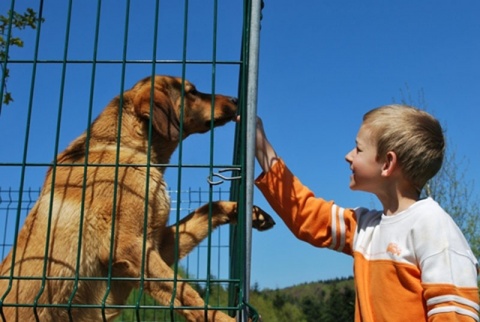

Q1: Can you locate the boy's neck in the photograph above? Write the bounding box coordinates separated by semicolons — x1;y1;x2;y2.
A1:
382;195;418;216
378;184;420;216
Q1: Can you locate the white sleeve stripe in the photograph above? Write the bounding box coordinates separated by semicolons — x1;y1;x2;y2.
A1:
428;306;479;321
337;207;346;251
329;205;338;250
328;205;346;252
427;295;479;311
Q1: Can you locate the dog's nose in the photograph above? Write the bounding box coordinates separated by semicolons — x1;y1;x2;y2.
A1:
230;97;238;105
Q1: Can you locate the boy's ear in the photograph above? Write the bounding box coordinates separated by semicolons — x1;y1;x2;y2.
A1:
381;151;398;177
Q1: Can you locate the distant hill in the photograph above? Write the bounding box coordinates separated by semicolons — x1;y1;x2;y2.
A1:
249;276;355;322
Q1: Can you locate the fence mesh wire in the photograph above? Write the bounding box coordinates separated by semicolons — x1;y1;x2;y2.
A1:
0;0;262;320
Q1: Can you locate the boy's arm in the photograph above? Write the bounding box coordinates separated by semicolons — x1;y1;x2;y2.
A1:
423;262;479;321
254;116;279;173
255;158;357;255
415;213;479;321
425;284;479;322
253;116;357;253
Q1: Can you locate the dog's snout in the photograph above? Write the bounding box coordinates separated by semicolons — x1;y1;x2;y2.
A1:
230;97;238;105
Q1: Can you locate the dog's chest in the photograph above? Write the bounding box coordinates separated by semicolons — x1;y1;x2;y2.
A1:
144;173;171;230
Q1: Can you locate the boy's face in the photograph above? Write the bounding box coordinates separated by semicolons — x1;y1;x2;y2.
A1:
345;124;385;194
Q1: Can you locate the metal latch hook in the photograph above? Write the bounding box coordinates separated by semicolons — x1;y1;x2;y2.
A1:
207;168;241;186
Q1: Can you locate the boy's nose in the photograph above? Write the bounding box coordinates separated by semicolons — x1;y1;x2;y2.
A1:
345;149;353;163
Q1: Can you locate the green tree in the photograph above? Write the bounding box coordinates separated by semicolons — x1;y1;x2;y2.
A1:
249;292;279;322
277;302;306;322
0;8;43;109
301;295;324;322
321;284;355;322
272;290;287;309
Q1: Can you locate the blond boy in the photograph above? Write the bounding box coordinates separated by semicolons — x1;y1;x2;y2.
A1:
254;105;479;321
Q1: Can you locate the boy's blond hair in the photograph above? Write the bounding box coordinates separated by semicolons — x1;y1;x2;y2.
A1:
363;104;445;191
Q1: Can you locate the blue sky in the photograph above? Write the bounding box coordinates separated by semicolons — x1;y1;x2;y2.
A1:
1;1;479;291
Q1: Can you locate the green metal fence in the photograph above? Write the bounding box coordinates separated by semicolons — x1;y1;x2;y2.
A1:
0;0;262;321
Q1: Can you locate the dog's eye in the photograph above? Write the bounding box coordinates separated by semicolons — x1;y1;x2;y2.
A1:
189;87;198;95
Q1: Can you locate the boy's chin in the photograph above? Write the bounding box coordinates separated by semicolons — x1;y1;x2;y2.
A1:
349;183;365;192
348;179;358;190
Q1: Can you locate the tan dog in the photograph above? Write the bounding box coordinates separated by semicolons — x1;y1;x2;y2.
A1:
0;75;274;322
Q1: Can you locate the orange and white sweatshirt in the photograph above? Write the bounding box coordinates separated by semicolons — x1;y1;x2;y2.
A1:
255;159;479;321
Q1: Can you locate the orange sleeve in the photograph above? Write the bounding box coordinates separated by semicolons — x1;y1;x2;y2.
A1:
255;159;357;255
424;284;479;321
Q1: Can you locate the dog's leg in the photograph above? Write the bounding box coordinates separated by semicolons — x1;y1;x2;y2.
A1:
112;242;234;322
146;252;234;322
159;202;274;266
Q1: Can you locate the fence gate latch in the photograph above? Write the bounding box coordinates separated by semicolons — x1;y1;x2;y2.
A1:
207;168;241;186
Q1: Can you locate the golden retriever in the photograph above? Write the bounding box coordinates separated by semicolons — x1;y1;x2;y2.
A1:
0;75;274;322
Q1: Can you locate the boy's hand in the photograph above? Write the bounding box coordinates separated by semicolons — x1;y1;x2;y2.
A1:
236;115;278;173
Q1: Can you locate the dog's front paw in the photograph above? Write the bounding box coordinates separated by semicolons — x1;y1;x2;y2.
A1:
251;206;275;231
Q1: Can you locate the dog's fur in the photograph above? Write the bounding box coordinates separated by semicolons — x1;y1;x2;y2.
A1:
0;75;274;322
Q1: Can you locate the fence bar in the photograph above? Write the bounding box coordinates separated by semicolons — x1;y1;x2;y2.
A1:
243;0;262;320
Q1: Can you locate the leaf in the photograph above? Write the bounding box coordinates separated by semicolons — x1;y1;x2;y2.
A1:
3;91;13;105
10;37;24;47
0;8;43;110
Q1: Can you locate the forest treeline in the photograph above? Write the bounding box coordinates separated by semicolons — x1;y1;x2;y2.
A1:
249;276;355;322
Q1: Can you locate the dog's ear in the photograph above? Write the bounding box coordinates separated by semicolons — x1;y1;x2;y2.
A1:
133;83;180;141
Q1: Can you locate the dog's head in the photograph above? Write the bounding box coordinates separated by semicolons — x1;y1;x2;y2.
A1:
132;75;238;142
